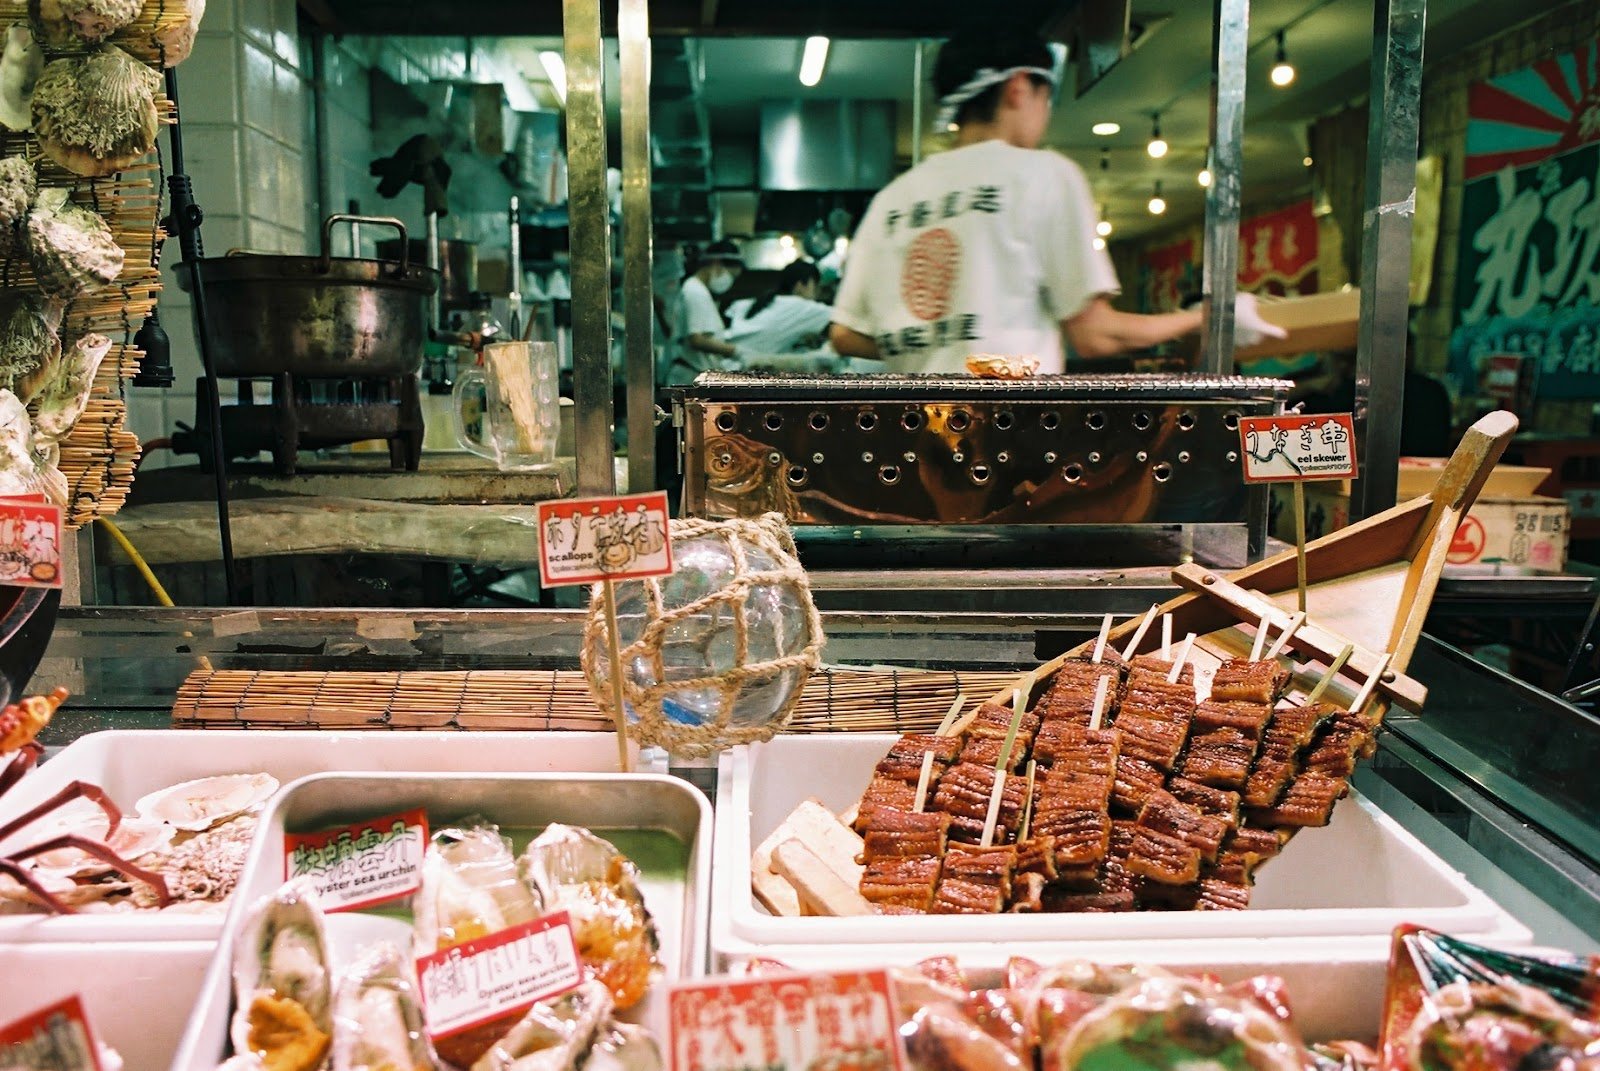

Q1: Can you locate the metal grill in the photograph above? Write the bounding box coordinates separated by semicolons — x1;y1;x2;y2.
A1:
678;372;1292;402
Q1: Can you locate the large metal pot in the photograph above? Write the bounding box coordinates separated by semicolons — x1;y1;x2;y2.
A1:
174;215;440;379
376;236;478;311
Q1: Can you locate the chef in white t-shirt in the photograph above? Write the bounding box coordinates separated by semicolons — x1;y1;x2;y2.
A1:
831;30;1208;374
725;259;834;358
663;239;745;386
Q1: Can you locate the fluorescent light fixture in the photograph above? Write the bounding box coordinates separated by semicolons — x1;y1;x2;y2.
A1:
1146;114;1167;159
799;36;829;87
1198;168;1212;187
1270;31;1295;87
1091;121;1121;136
1093;237;1107;251
539;51;567;103
1095;219;1113;237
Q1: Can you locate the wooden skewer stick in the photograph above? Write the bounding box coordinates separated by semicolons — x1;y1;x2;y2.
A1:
1265;611;1307;660
1018;759;1039;841
980;689;1028;848
1305;643;1357;704
1092;613;1113;663
913;750;938;813
1087;674;1112;732
1161;615;1173;660
1166;633;1197;684
935;693;966;736
1249;619;1270;662
1120;604;1160;661
1348;652;1393;716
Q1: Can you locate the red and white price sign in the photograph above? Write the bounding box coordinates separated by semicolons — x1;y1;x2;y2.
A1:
0;996;104;1071
536;491;673;588
415;912;583;1041
667;969;906;1071
283;807;428;912
1238;413;1358;483
0;496;63;588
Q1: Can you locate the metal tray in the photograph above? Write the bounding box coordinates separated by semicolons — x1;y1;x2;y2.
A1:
171;771;711;1071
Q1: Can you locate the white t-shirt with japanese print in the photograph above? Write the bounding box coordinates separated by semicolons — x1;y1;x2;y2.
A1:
832;139;1120;374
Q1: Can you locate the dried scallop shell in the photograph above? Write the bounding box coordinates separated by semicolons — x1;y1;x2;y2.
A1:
32;331;111;443
30;0;143;46
31;45;160;177
25;187;126;299
0;292;62;402
0;155;36;233
135;772;278;831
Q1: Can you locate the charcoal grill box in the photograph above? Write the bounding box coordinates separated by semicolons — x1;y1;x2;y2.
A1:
675;373;1290;556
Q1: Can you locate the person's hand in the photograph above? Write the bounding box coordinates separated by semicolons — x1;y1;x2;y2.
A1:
1234;292;1288;349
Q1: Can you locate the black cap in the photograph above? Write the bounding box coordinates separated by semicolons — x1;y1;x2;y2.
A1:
702;239;744;268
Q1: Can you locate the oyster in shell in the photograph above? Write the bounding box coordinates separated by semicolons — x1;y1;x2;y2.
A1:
231;878;333;1071
331;942;437;1071
31;46;160;177
31;331;110;443
586;1022;664;1071
25;187;125;298
0;389;66;505
518;826;659;1010
470;979;613;1071
135;772;278;832
31;0;144;46
0;155;36;234
0;292;62;403
0;24;43;132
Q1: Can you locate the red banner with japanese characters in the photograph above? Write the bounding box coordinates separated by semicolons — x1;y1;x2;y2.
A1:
1236;200;1319;295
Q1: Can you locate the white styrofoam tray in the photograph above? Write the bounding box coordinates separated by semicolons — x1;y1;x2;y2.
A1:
170;770;712;1071
0;941;213;1070
713;734;1531;956
0;730;635;943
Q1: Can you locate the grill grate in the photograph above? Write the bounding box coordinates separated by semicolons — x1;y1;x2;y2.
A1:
676;372;1293;402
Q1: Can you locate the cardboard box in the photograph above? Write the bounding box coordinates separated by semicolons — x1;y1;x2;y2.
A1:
1272;487;1570;573
1235;289;1361;360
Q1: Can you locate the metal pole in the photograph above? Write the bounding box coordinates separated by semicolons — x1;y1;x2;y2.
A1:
620;0;656;495
911;40;925;166
1352;0;1426;520
1200;0;1249;375
564;0;617;495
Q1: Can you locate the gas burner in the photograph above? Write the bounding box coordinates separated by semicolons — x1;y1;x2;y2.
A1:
194;373;423;475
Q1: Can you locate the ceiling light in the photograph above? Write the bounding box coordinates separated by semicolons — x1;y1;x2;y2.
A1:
1270;31;1296;87
1093;237;1107;251
1096;219;1113;237
1146;114;1168;159
946;122;959;133
780;234;796;249
538;51;567;103
1198;168;1212;187
1091;121;1121;136
1148;181;1167;215
1303;155;1314;167
799;36;830;87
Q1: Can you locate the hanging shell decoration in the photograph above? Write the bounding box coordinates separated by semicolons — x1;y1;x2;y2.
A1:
0;291;62;404
0;156;36;239
30;0;143;47
25;187;126;298
0;23;43;132
32;330;110;442
31;45;160;177
117;0;205;68
0;388;67;504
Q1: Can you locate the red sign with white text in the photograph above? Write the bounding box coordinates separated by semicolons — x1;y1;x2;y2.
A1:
667;969;906;1071
415;912;583;1040
1239;413;1358;483
536;491;673;588
0;996;104;1071
0;496;63;588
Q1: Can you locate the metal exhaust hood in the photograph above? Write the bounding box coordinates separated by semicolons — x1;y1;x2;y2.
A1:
759;100;895;192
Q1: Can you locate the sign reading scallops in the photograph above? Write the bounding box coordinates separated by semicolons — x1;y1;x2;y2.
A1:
536;491;674;587
667;969;906;1071
282;807;428;912
1237;414;1358;483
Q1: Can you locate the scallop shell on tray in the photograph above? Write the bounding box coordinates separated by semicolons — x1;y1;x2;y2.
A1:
230;878;334;1065
135;772;279;832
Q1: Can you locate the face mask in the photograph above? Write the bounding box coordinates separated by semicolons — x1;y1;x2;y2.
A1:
708;269;734;295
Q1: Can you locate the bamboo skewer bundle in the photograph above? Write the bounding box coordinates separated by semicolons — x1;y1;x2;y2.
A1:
172;667;1025;735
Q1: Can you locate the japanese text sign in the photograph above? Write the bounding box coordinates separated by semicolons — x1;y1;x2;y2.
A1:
0;996;103;1071
0;497;62;589
284;808;427;912
537;491;673;588
667;969;906;1071
415;912;583;1040
1239;413;1358;483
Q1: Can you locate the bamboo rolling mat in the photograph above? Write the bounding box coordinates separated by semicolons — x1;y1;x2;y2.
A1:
172;667;1021;734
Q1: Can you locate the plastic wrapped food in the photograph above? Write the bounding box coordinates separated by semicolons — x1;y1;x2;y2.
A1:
329;942;437;1071
1381;927;1600;1071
